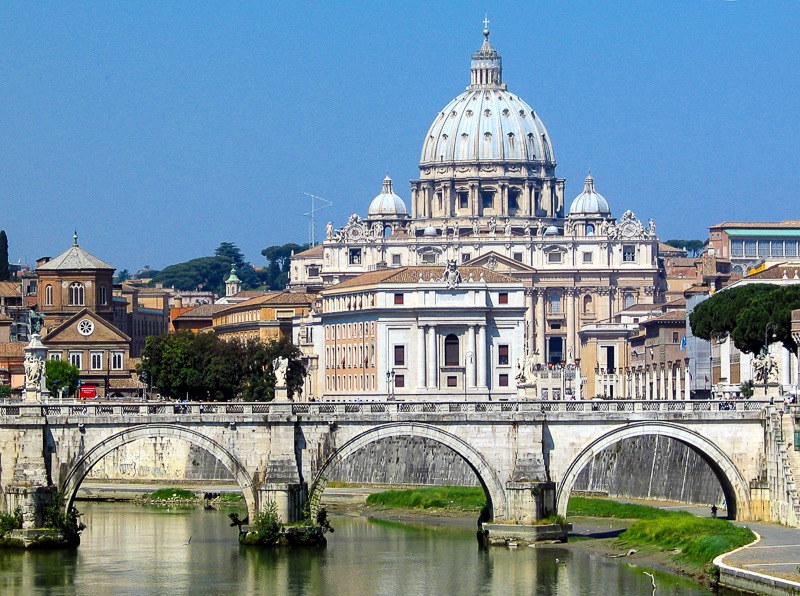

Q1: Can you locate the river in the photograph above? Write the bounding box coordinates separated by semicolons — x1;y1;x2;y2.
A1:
0;502;715;595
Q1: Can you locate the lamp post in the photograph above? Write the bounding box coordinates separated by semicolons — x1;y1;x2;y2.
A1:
386;369;395;401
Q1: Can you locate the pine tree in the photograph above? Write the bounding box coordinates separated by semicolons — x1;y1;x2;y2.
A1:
0;231;10;281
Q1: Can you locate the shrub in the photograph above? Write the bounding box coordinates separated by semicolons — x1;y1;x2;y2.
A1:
0;508;22;534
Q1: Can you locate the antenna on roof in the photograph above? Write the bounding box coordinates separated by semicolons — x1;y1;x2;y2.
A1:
300;193;333;247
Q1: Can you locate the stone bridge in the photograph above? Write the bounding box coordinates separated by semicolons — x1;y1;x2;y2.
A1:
0;399;783;531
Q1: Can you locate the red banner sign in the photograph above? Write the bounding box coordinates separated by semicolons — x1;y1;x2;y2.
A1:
79;385;97;399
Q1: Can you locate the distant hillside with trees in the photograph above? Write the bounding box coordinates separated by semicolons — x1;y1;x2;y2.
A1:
142;241;308;295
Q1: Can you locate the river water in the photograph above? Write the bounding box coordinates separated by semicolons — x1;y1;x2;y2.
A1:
0;502;714;595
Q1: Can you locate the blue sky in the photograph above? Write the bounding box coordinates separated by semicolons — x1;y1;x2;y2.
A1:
1;1;798;272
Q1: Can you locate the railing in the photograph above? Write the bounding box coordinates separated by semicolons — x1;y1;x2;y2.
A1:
0;399;771;419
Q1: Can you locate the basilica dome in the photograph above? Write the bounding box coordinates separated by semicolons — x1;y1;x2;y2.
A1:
420;31;555;166
568;172;610;216
368;175;408;217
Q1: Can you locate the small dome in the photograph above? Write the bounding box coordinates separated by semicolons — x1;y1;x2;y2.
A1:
423;225;438;237
368;176;408;217
544;225;559;236
568;172;610;216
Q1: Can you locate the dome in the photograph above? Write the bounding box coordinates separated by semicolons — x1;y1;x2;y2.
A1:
544;225;559;236
368;176;408;217
568;172;611;216
420;31;555;166
423;225;438;237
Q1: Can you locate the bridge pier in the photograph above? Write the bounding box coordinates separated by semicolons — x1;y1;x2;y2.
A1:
505;482;556;524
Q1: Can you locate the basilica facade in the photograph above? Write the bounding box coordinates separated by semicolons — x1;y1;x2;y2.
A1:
290;28;663;399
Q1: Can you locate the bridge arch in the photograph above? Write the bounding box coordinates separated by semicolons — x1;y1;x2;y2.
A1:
556;421;752;520
61;424;257;517
309;422;507;520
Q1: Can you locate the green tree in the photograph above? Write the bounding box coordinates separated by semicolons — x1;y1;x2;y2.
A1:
214;242;246;267
0;231;10;281
45;360;80;397
690;284;800;355
240;335;305;401
114;269;131;283
664;239;705;257
261;243;308;290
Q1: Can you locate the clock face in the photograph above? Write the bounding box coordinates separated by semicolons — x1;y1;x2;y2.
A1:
77;319;95;336
620;221;637;239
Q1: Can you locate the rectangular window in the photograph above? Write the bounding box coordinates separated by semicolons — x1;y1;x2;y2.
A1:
498;345;509;365
90;352;103;370
421;253;437;264
112;352;124;370
480;190;494;209
391;254;401;266
672;332;679;343
394;345;405;367
498;292;508;304
461;253;471;263
394;293;404;305
447;376;458;387
308;266;320;277
731;240;744;257
458;191;469;209
623;245;635;262
771;240;784;256
787;242;798;257
394;374;405;388
499;374;509;387
757;241;769;257
512;252;523;262
582;252;593;264
744;240;757;256
48;351;62;361
100;286;107;305
69;352;82;369
547;252;562;264
549;293;562;314
348;248;362;265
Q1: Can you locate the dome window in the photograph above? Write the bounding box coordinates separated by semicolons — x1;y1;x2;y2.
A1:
483;109;491;117
519;110;526;118
484;132;492;140
450;110;457;117
502;109;510;117
466;110;473;118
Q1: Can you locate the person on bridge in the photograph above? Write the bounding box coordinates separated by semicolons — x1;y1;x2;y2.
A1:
711;505;718;518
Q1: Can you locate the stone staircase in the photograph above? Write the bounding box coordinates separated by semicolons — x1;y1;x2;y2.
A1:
779;411;800;522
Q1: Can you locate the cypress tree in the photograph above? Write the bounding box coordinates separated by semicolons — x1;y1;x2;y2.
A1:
0;230;10;280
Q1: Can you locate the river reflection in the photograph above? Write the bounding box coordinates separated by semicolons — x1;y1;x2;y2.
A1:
0;502;712;595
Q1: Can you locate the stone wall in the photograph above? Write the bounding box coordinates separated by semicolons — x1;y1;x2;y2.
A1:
84;438;234;482
572;435;724;505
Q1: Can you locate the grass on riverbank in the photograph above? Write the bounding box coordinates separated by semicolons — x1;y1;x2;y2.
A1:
568;497;756;570
365;486;486;511
147;488;197;501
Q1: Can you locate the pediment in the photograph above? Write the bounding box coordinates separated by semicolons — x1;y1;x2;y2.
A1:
43;309;130;345
464;251;535;274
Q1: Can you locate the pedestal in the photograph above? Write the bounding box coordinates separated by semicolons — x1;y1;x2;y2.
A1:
23;334;48;403
273;384;292;402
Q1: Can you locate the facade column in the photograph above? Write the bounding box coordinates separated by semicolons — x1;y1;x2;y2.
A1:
675;363;682;400
477;325;487;389
525;288;535;356
659;365;666;400
645;368;652;400
427;326;437;389
684;360;691;399
417;325;427;390
467;325;477;388
535;290;546;361
782;347;792;387
566;288;576;362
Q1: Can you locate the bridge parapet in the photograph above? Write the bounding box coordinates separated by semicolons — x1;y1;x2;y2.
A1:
0;399;770;422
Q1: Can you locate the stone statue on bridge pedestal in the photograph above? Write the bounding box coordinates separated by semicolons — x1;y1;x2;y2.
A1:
23;332;48;403
516;350;539;398
272;356;291;402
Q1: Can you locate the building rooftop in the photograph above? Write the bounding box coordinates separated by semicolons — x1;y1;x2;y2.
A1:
173;304;227;320
325;266;518;292
37;233;114;271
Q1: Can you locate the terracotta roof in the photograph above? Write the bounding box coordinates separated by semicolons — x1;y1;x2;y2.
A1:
658;242;687;255
748;264;800;280
0;281;21;298
218;291;316;313
711;220;800;230
642;310;686;325
324;266;518;292
0;343;26;357
108;377;145;389
663;297;687;309
293;244;324;258
173;304;227;320
37;242;114;271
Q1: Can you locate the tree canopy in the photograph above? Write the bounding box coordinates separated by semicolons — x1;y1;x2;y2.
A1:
689;284;800;355
664;239;705;257
261;243;308;290
148;242;268;295
138;332;304;401
45;360;80;397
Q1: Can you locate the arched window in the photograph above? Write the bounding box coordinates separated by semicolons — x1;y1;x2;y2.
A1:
624;292;635;309
100;286;107;305
69;282;85;306
45;285;53;306
444;334;459;366
586;224;595;236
